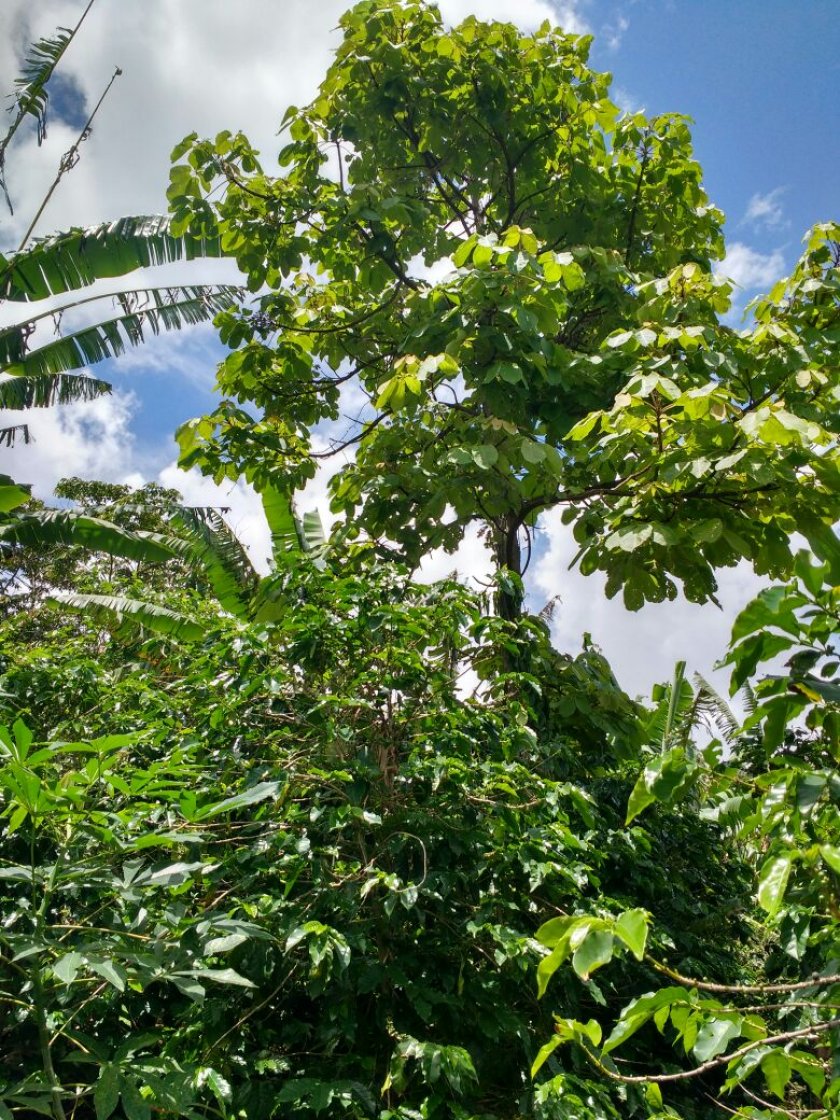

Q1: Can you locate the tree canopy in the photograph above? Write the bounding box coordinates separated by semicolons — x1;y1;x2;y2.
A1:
169;0;838;616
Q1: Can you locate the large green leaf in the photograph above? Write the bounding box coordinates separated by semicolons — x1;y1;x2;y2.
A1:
49;591;205;642
0;216;228;302
757;853;794;916
301;509;327;555
0;475;31;512
0;286;242;376
0;510;176;564
170;506;256;619
261;485;301;565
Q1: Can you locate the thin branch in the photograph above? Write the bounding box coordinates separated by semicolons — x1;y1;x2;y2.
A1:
578;1016;840;1086
648;957;840;995
625;141;651;267
18;65;123;252
354;222;421;291
308;408;391;459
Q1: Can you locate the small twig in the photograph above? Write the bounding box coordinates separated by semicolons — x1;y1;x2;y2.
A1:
17;65;122;252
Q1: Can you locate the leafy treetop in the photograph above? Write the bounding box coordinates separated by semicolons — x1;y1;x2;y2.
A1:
169;0;838;615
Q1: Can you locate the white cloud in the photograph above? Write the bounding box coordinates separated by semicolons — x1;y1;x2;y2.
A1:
715;242;786;292
603;12;629;50
0;389;139;496
612;85;644;115
531;509;765;701
744;187;787;231
0;0;346;250
101;320;222;391
0;0;591;257
437;0;588;33
419;522;493;586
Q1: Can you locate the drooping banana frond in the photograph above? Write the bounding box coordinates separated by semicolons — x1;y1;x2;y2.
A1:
691;672;741;744
0;285;242;378
0;372;111;410
48;591;205;642
0;216;229;302
0;424;32;448
0;510;177;565
170;506;258;619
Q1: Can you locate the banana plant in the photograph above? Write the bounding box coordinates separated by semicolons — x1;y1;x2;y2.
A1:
48;485;332;639
626;661;741;825
0;6;243;508
0;217;241;444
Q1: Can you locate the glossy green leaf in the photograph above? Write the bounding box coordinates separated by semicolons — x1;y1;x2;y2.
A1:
757;853;794;916
614;909;649;960
571;930;614;980
761;1050;792;1100
693;1017;742;1063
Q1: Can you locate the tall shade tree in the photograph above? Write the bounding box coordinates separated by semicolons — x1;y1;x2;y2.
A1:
168;0;838;617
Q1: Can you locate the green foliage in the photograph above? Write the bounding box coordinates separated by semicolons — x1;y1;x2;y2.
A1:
0;478;202;618
166;0;838;613
0;540;757;1120
536;553;840;1116
2;5;838;1120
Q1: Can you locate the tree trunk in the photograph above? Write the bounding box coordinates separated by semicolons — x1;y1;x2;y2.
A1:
493;516;523;622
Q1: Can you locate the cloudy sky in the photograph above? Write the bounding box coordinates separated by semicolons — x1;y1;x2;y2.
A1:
1;0;837;698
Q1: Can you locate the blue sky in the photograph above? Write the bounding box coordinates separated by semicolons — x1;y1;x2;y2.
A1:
585;0;838;258
1;0;837;695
